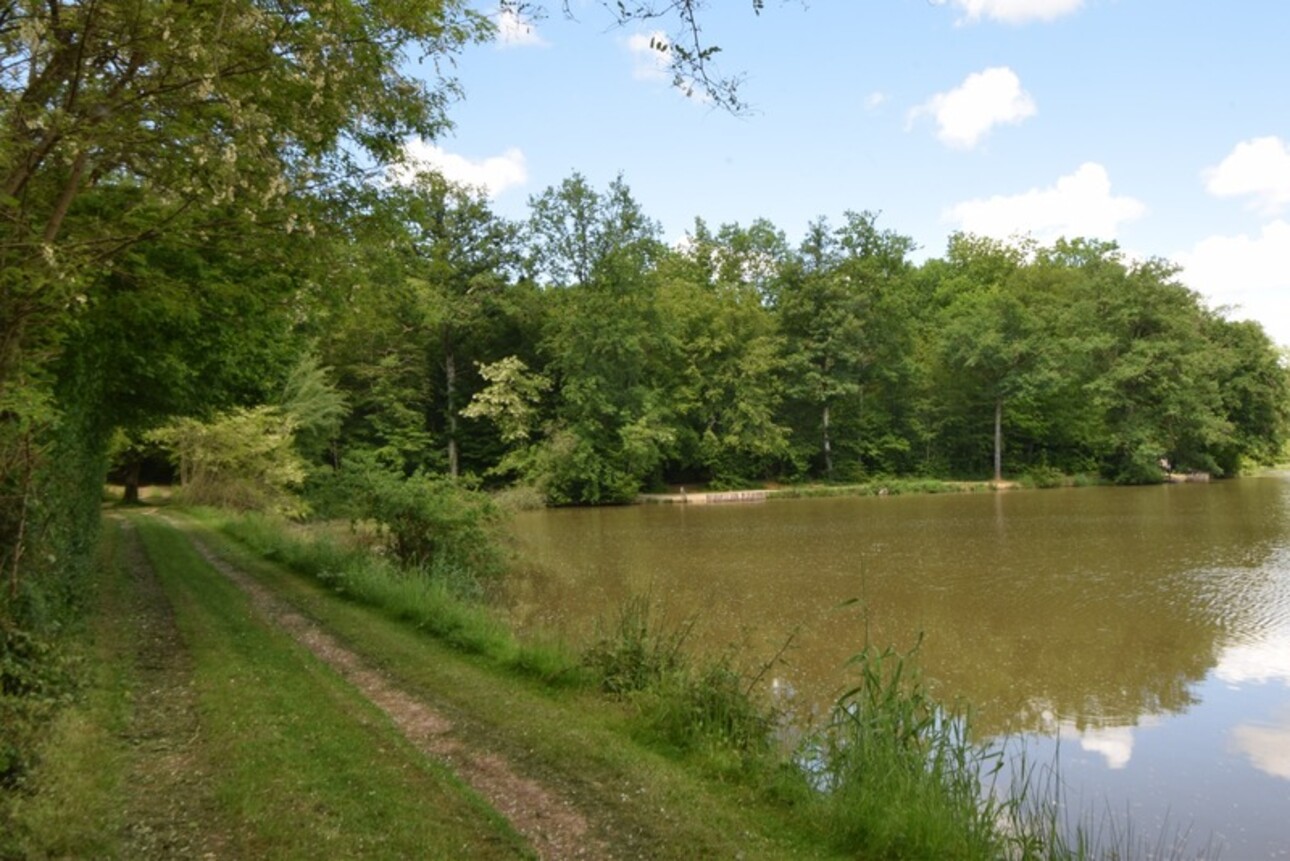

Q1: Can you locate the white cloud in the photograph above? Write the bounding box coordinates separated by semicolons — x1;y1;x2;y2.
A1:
949;0;1084;24
396;141;528;198
945;162;1146;244
626;31;671;82
493;8;547;47
1175;221;1290;348
1077;725;1136;770
910;67;1036;149
1231;713;1290;780
1204;136;1290;215
865;91;888;111
1214;632;1290;687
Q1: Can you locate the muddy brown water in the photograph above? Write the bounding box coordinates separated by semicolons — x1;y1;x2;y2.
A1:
505;475;1290;858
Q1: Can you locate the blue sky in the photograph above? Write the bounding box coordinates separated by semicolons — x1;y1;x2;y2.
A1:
407;1;1290;347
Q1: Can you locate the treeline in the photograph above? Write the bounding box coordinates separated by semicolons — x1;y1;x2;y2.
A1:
270;171;1287;505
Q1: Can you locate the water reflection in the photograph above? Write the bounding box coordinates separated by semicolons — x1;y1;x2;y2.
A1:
506;475;1290;857
508;478;1290;735
1231;710;1290;780
1216;633;1290;686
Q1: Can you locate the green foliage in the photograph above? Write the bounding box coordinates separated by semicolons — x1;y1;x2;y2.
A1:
582;596;775;759
341;456;506;578
583;596;693;695
1019;464;1067;489
277;353;349;460
461;356;552;445
306;170;1289;497
0;627;81;787
150;407;307;516
636;656;775;759
211;511;518;660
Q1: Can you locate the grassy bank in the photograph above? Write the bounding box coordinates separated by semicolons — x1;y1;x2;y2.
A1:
4;514;530;859
7;504;1166;858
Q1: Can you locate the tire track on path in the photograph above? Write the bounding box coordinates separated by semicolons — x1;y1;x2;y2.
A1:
175;521;613;861
117;519;230;860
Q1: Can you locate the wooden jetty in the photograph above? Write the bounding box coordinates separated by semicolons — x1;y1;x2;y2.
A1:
1165;471;1211;483
638;489;770;505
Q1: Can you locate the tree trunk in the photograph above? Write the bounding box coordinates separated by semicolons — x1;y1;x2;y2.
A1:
822;404;833;479
123;456;142;504
445;349;459;479
993;397;1003;483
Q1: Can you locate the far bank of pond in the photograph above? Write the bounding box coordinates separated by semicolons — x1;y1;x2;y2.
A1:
505;474;1290;859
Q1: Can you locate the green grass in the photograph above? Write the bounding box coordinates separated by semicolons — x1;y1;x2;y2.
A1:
806;638;1011;859
2;527;129;859
192;508;580;682
127;513;530;859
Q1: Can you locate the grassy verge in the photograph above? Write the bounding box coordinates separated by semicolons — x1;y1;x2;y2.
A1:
189;508;575;682
6;514;530;859
1;526;128;858
182;509;837;859
768;478;995;499
128;513;530;859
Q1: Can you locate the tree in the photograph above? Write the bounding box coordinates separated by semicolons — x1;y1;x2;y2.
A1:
394;172;522;477
524;174;671;502
934;235;1054;482
776;212;916;479
655;221;790;484
1;0;491;625
505;1;772;112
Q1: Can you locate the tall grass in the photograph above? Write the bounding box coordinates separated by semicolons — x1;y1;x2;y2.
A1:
199;510;575;676
805;638;1011;859
582;596;775;762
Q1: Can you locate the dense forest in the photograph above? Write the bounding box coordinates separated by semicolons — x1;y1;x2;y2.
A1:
284;171;1287;504
90;168;1290;514
2;0;1288;790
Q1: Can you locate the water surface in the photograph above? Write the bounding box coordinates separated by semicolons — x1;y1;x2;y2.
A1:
506;477;1290;857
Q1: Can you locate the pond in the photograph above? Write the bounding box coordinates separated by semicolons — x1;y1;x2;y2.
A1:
505;475;1290;858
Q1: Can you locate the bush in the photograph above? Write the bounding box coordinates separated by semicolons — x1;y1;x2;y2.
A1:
1019;465;1065;489
342;456;506;580
0;627;80;787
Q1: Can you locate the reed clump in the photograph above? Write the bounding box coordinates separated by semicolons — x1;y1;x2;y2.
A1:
805;638;1010;859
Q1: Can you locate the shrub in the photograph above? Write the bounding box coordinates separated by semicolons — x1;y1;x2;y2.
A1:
1019;465;1065;489
342;456;505;579
149;406;306;516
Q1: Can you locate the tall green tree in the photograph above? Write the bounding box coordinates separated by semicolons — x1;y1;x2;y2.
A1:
655;220;790;485
776;212;915;479
521;174;671;502
933;235;1056;482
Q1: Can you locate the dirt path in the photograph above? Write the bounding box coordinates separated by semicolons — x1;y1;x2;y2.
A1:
176;523;613;861
117;521;229;859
